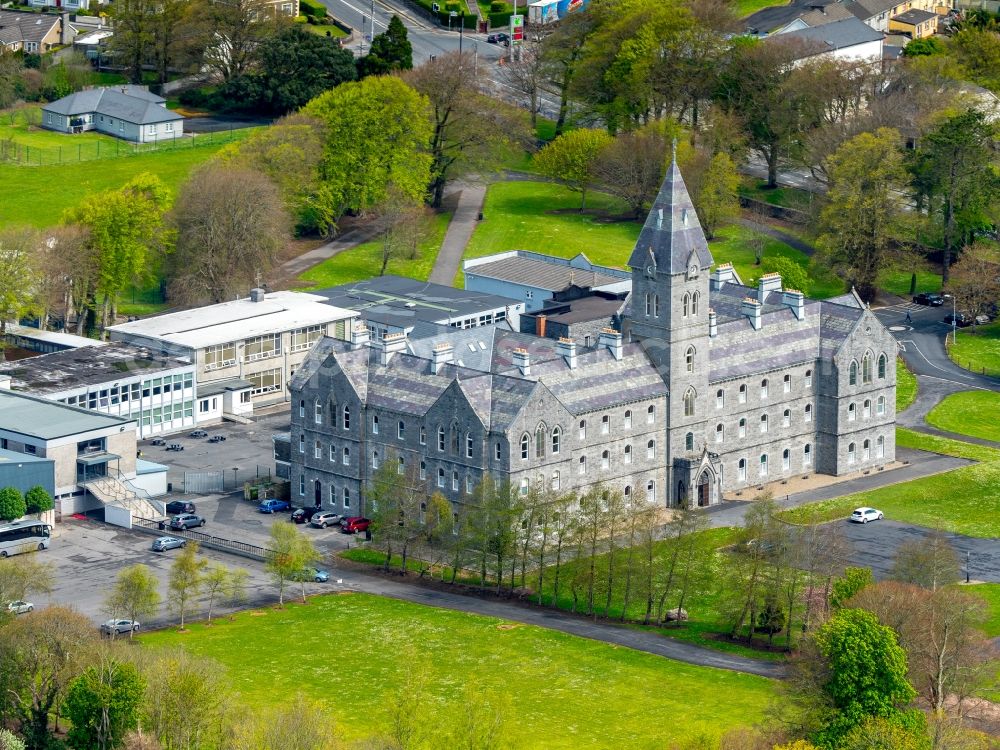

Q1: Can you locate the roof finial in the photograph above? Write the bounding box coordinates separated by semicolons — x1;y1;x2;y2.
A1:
671;137;678;164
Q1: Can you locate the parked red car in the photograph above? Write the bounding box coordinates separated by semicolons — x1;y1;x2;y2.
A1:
339;516;371;534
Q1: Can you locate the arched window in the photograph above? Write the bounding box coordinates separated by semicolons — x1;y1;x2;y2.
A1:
552;471;561;491
848;403;856;421
878;353;887;379
876;435;885;458
535;423;546;459
739;418;747;437
420;426;426;446
314;440;321;459
372;415;379;434
652;294;660;316
329;400;338;429
624;444;633;464
761;379;769;398
314;400;322;424
329;444;336;461
783;374;791;393
647;479;656;497
495;442;502;460
782;448;790;470
804;443;812;466
738;384;747;403
551;426;561;454
863;439;871;460
397;455;405;475
452;471;459;491
683;388;696;417
647;439;656;459
863;399;871;418
437;468;445;487
644;292;651;316
848;442;856;464
647;405;655;424
343;405;350;430
438;425;446;452
759;454;768;476
298;400;305;418
685;346;695;373
398;420;406;440
343;487;350;507
877;395;886;416
849;361;858;386
715;423;724;443
624;410;632;428
624;485;631;499
683;293;690;317
783;409;791;427
601;450;610;469
738;458;747;481
805;403;813;422
805;369;813;388
578;455;586;474
862;352;872;384
579;419;587;440
520;434;529;460
420;460;426;479
685;432;694;451
343;446;350;465
692;291;699;315
467;433;474;458
716;389;724;409
372;450;379;469
760;414;768;433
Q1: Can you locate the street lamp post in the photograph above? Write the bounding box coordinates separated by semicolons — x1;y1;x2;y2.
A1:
952;294;957;346
232;467;239;492
966;550;971;583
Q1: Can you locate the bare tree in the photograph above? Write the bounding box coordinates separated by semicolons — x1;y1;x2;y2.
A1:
196;0;278;83
948;242;1000;328
593;127;667;219
496;35;547;127
890;529;961;591
369;190;428;277
167;164;290;305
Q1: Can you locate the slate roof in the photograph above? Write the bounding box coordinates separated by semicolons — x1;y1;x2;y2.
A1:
775;16;884;55
796;3;856;26
627;155;715;275
845;0;898;17
0;10;60;46
42;86;182;125
464;253;627;292
892;8;937;24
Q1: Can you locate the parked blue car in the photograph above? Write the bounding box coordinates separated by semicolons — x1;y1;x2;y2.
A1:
258;499;291;514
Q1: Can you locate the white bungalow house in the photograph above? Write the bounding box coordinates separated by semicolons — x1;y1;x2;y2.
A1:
41;86;184;144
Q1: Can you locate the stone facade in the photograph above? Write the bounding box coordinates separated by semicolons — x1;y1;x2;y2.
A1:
287;161;896;515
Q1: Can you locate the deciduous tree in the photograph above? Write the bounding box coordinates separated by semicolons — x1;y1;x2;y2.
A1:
689;150;740;239
266;523;320;605
138;650;230;750
168;541;206;629
0;488;26;522
168;164;289;305
23;487;53;516
948;242;1000;327
890;530;960;591
104;565;160;638
64;657;145;750
229;696;339;750
198;0;279;83
0;227;41;346
0;556;54;606
592;126;667;219
534;128;614;210
106;0;158;84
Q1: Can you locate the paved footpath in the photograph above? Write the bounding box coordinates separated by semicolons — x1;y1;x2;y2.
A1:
429;183;487;285
333;566;788;679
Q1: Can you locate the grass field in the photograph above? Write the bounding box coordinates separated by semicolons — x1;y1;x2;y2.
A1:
141;593;778;748
896;358;918;412
739;179;814;211
460;181;840;298
0;130;255;227
926;391;1000;443
878;268;942;299
0;107;121;150
949;320;1000;377
304;22;348;36
297;211;452;289
966;583;1000;637
779;428;1000;537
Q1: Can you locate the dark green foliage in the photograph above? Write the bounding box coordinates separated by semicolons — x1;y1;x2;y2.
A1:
356;15;413;78
23;486;52;516
754;596;785;635
901;37;944;57
812;609;918;747
0;488;26;522
64;661;144;750
489;0;506;11
299;0;327;17
909;273;917;295
829;567;874;609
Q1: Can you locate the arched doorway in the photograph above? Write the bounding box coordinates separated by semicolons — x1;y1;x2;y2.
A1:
677;481;686;507
314;479;322;508
696;471;711;507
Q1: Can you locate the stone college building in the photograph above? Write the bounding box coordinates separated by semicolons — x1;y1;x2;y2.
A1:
287;160;896;513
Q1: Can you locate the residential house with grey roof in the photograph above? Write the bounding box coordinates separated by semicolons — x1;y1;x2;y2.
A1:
0;9;68;53
41;86;184;143
772;16;885;62
287;159;896;515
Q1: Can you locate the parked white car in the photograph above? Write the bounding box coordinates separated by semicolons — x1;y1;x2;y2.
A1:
6;600;33;615
850;507;883;524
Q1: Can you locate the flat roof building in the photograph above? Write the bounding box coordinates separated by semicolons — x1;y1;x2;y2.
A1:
108;289;358;409
0;448;55;499
310;275;524;340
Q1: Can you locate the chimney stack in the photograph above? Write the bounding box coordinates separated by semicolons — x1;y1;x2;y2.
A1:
431;342;454;374
350;322;370;350
249;288;266;303
741;297;762;331
535;314;547;338
782;289;806;320
598;328;623;361
708;308;718;338
512;348;531;377
710;263;736;291
757;272;783;301
556;337;577;369
378;332;407;366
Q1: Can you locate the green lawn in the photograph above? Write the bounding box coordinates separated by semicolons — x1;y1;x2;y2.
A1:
737;0;788;17
739;179;814;211
0;130;255;227
878;267;942;299
926;391;1000;443
297;211;452;289
140;593;778;748
896;358;918;412
778;428;1000;537
0;107;122;151
949;319;1000;377
304;22;348;36
966;583;1000;637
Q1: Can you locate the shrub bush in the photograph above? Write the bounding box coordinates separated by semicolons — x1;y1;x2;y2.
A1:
300;0;326;17
24;485;53;515
490;1;506;11
0;487;26;522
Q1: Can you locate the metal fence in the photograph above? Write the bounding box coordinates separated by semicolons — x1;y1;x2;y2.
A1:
133;516;272;562
183;466;273;494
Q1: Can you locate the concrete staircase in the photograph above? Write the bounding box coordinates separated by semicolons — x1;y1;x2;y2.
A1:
84;475;163;522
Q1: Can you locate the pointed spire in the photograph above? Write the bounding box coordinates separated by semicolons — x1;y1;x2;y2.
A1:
627;146;714;274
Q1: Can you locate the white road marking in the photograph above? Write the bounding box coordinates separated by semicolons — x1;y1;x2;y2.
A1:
901;338;979;383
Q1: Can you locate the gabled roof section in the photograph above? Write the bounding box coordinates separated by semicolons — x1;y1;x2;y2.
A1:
627;153;715;275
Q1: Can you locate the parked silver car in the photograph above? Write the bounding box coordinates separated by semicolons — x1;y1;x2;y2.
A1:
151;536;187;552
168;514;205;530
310;512;342;529
101;619;140;636
6;600;33;615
